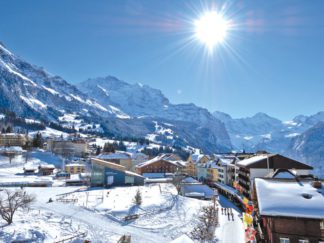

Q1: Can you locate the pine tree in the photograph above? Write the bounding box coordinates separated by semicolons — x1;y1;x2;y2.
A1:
5;126;12;133
96;146;101;155
118;141;127;151
133;189;142;206
32;132;43;148
103;143;115;153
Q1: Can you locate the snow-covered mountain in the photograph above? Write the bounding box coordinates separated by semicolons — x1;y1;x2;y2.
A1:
78;77;232;152
288;122;324;177
213;111;324;177
0;42;123;121
0;42;231;152
213;111;290;152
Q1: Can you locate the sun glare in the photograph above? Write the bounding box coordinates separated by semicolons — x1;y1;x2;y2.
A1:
194;11;229;50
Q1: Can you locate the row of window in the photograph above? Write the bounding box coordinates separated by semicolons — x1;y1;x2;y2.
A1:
280;238;324;243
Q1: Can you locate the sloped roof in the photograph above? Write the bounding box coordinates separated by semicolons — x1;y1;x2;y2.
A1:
236;154;313;170
136;154;185;168
190;154;209;163
255;178;324;219
125;170;145;179
92;158;126;172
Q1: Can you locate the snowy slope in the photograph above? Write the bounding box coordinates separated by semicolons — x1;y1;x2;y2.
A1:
0;42;125;121
0;42;231;152
0;184;244;243
213;111;324;177
287;122;324;177
78;77;232;152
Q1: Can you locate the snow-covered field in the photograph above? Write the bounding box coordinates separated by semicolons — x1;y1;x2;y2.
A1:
0;150;64;186
0;184;245;243
0;151;244;242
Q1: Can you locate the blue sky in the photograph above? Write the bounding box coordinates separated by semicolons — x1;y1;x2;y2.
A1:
0;0;324;120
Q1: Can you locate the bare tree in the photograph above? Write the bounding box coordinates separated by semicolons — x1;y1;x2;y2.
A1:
172;174;185;194
191;198;219;242
0;189;35;225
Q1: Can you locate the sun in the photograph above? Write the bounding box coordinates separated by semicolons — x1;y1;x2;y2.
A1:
194;11;229;50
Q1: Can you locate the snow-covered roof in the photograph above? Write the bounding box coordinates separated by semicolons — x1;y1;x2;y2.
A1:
255;178;324;219
39;164;55;169
96;152;130;160
216;156;237;166
237;154;272;167
23;165;37;170
206;160;218;168
0;146;25;153
236;154;313;170
181;177;200;184
65;163;85;167
190;154;208;163
181;184;216;198
125;152;148;159
136;154;185;168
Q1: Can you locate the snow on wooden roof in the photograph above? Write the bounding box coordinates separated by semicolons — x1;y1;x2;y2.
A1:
65;163;85;167
39;164;55;169
255;178;324;219
92;158;126;172
190;154;209;163
237;154;273;167
181;184;216;198
236;154;313;170
136;154;185;168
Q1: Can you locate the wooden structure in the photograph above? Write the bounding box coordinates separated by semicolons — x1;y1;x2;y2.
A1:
65;163;85;174
38;164;55;176
236;153;313;198
135;155;185;175
0;133;27;147
253;177;324;242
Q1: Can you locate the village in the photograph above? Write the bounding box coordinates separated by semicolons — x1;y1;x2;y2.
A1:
0;129;323;243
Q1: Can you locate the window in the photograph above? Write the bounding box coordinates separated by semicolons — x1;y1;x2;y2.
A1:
280;238;290;243
298;240;309;243
321;221;324;230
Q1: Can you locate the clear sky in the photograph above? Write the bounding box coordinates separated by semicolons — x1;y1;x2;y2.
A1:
0;0;324;120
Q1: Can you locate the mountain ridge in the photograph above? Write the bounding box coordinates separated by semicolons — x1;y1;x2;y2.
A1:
0;41;231;153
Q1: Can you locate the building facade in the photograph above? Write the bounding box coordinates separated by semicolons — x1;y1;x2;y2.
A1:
236;154;313;198
96;152;132;171
135;154;185;175
91;158;144;187
253;177;324;242
65;163;85;174
47;139;88;157
0;133;27;147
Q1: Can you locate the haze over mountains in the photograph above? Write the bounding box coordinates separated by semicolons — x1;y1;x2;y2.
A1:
0;41;323;176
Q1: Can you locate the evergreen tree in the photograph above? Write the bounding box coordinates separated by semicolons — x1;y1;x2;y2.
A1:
103;143;115;153
32;132;43;148
5;126;12;133
96;146;101;155
133;189;142;205
118;141;127;151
